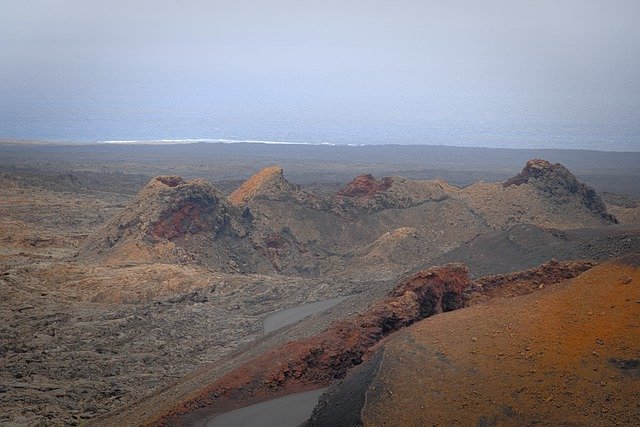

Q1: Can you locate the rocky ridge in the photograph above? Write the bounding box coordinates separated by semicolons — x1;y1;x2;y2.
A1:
228;166;303;205
145;260;593;425
80;160;621;278
310;258;640;426
459;159;618;229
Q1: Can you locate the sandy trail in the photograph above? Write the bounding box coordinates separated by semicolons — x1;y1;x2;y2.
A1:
203;389;326;427
262;297;347;334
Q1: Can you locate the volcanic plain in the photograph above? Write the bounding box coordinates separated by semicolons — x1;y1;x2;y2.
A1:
1;141;639;426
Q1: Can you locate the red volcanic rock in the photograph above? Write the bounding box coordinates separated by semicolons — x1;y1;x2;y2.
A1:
139;177;232;241
80;175;256;269
156;264;471;424
392;263;470;314
473;258;595;290
151;199;212;240
337;174;394;198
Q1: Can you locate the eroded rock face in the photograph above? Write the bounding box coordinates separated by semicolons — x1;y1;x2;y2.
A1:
337;174;394;198
91;175;238;242
392;263;470;315
147;177;231;240
504;159;617;223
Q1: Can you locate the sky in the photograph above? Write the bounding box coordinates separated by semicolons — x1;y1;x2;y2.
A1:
1;0;640;150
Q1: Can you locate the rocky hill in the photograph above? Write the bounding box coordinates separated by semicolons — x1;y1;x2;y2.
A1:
81;160;622;278
228;165;310;205
459;159;617;229
80;175;272;273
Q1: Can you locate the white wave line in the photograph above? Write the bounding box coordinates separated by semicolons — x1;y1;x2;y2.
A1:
96;138;366;146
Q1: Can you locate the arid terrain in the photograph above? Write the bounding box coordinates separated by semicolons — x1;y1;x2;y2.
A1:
1;141;639;426
310;256;640;426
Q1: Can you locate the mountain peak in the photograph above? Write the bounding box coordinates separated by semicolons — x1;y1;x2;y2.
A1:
81;175;242;262
229;166;292;205
504;159;617;223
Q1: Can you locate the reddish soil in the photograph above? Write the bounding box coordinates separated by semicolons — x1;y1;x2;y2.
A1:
360;259;640;426
151;198;219;240
228;166;284;205
337;174;393;198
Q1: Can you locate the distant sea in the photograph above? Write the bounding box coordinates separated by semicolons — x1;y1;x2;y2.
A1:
2;112;638;151
1;83;638;152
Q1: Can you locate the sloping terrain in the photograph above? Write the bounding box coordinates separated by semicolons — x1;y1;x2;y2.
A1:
603;191;640;225
97;260;594;426
431;223;640;277
309;257;640;426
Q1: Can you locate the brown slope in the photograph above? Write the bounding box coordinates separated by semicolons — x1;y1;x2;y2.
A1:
240;170;485;277
430;223;640;277
312;257;640;426
228;166;290;205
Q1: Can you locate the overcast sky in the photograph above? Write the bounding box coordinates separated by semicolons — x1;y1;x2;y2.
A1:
1;1;639;149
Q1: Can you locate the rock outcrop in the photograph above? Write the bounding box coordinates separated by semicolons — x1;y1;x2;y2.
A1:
504;159;617;223
337;174;393;198
459;159;618;229
153;264;471;424
312;259;640;426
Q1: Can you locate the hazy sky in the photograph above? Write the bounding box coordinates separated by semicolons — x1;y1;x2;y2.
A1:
1;1;639;149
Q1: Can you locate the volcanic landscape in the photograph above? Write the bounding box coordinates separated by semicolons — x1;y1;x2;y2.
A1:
1;142;639;426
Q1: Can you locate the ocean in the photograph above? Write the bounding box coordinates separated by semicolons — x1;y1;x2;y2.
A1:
1;70;639;152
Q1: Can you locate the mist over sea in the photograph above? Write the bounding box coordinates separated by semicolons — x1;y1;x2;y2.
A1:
2;1;639;152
